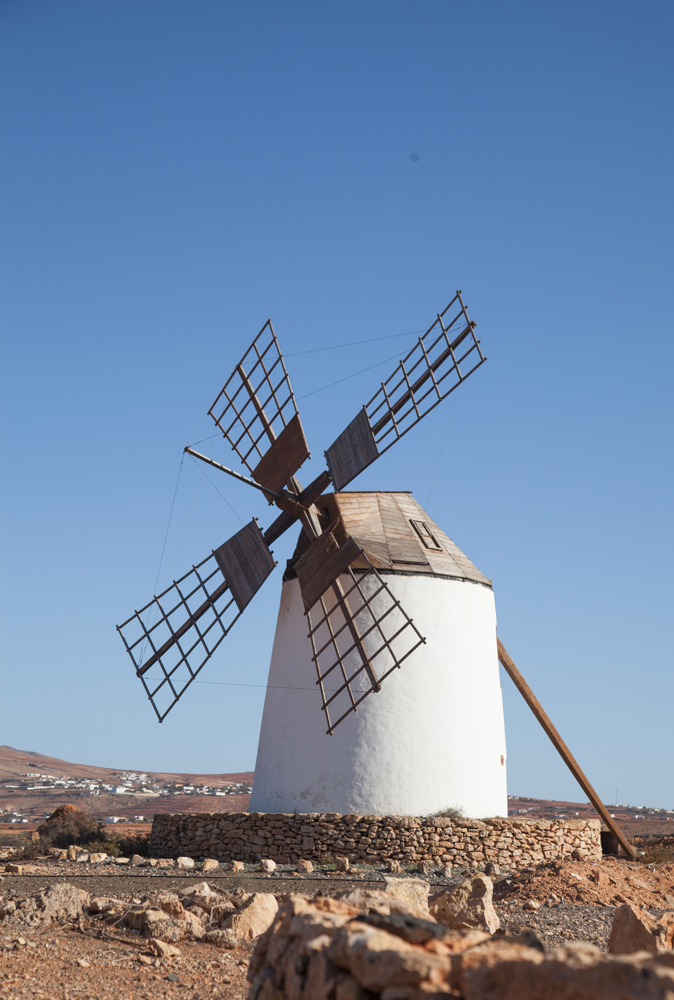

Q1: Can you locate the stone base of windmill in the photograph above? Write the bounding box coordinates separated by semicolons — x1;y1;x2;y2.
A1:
149;812;602;867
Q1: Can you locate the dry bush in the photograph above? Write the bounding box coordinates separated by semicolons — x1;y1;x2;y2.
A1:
21;837;52;859
80;838;122;856
116;832;150;857
637;837;674;865
0;832;27;849
77;832;149;857
37;805;103;848
430;806;465;821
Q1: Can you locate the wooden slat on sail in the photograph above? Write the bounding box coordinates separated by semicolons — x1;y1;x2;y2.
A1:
214;520;276;612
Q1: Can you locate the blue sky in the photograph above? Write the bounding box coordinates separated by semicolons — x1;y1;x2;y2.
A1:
1;0;672;808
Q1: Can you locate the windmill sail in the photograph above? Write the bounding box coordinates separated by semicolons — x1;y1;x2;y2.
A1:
325;292;485;490
117;520;275;721
213;519;276;611
295;524;425;734
208;320;310;492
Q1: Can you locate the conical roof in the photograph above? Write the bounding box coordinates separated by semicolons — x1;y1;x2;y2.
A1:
314;491;491;587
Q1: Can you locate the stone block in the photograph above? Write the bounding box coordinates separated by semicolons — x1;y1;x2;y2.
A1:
382;877;431;919
430;875;499;934
609;904;674;955
222;893;278;940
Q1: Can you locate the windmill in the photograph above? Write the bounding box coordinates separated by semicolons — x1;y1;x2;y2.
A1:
118;292;635;854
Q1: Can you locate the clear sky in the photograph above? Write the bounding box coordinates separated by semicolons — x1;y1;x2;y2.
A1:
1;0;672;809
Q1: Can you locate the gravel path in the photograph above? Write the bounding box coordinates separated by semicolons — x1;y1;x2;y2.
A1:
496;902;616;950
0;871;387;895
496;901;669;952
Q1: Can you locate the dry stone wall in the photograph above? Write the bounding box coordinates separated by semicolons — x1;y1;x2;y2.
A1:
149;813;601;867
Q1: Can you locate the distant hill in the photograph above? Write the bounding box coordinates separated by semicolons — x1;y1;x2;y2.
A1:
0;746;253;786
0;746;253;826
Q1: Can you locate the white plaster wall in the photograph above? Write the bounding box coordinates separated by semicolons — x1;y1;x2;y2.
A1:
249;573;507;818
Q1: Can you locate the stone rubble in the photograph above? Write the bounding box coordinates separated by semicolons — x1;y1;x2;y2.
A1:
495;857;674;910
0;879;278;947
0;883;89;927
248;892;674;999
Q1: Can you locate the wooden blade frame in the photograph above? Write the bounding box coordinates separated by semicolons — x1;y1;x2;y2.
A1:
497;639;636;859
325;292;485;490
117;553;242;722
307;554;426;735
208;320;309;489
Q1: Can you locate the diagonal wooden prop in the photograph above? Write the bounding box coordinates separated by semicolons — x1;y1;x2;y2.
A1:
497;639;635;859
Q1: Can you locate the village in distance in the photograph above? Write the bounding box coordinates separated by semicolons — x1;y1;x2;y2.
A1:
1;744;671;840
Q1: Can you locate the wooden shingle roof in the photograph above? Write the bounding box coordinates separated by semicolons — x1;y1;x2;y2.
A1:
314;491;491;587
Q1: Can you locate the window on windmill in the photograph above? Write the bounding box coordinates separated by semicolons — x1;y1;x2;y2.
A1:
410;520;442;551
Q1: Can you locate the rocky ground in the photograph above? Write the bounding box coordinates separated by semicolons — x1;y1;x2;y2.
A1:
1;854;673;998
0;927;252;999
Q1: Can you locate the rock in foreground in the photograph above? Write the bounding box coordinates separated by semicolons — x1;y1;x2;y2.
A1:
430;874;500;933
0;883;89;927
608;903;674;955
248;893;674;1000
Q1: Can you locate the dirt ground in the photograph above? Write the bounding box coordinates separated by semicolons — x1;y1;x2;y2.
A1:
0;927;252;999
493;855;674;909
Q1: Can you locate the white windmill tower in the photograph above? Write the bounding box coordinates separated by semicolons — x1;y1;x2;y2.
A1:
251;488;506;818
118;292;635;853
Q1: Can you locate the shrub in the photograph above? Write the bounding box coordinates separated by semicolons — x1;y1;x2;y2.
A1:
37;805;104;848
430;806;465;821
81;838;122;857
117;832;150;857
20;837;49;859
636;838;674;865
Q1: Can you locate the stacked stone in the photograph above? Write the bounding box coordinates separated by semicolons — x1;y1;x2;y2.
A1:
149;813;601;866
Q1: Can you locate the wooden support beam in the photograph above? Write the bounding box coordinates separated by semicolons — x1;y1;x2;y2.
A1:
497;639;636;860
136;580;230;677
237;364;277;445
184;447;284;500
370;315;476;437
